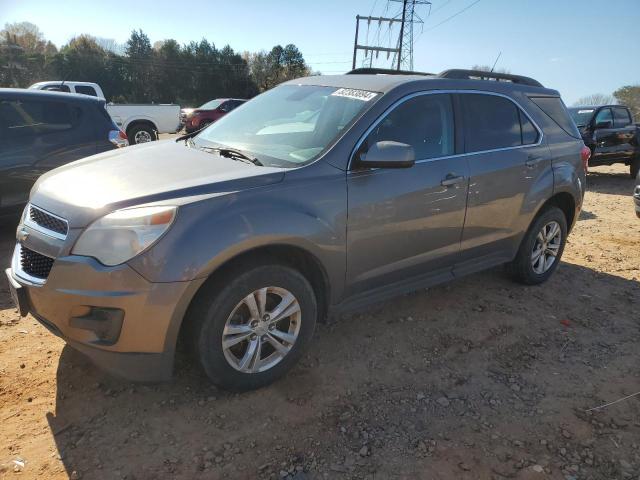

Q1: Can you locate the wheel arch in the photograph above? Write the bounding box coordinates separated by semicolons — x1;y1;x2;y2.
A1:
540;191;577;231
124;118;158;135
172;243;332;354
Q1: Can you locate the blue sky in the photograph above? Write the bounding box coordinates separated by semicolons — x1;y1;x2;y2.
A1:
2;0;639;104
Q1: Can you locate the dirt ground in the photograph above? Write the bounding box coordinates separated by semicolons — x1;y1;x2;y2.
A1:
1;164;639;480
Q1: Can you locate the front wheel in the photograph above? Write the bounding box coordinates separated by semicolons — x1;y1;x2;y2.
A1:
630;156;640;179
188;264;317;391
506;206;568;285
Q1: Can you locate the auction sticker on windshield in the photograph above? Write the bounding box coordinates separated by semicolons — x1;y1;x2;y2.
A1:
331;88;378;101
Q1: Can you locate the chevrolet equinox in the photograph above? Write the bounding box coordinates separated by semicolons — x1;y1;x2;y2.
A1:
5;69;588;391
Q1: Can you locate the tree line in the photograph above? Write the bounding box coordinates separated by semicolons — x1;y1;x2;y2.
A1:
0;22;313;106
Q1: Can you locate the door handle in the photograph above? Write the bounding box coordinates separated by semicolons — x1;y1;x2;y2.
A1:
441;174;465;187
525;156;544;168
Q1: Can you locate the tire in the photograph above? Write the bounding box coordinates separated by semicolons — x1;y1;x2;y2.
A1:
187;264;317;391
127;124;157;144
506;206;568;285
630;156;640;179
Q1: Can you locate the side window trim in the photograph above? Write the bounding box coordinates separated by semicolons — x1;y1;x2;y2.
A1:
348;90;543;171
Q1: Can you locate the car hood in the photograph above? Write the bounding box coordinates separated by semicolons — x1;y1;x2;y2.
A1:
30;140;286;227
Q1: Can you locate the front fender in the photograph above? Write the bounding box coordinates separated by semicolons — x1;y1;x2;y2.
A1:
129;164;347;302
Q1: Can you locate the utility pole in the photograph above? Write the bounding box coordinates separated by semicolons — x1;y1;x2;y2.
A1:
351;15;402;70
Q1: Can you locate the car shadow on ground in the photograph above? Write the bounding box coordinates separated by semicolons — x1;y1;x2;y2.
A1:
586;169;635;196
43;261;640;479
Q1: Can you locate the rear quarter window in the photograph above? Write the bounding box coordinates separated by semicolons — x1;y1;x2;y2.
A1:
528;96;581;139
0;98;79;138
75;85;98;97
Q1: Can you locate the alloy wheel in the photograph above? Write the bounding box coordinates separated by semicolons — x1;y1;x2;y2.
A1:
222;287;301;373
531;221;562;274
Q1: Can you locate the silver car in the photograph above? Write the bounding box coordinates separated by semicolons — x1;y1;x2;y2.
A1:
5;69;587;391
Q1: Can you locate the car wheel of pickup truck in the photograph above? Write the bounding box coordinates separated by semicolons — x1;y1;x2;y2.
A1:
630;156;640;179
507;206;567;285
189;264;317;391
128;124;157;144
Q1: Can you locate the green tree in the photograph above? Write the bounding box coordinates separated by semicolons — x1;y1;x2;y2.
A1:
613;85;640;119
125;29;154;102
0;22;57;87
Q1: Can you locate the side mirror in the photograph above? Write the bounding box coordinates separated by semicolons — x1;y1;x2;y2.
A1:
595;120;613;129
219;105;229;112
356;141;415;169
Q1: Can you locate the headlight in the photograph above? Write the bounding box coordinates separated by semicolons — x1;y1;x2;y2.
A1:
72;206;176;266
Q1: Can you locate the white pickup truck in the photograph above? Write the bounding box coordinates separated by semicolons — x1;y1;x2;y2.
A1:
29;81;182;144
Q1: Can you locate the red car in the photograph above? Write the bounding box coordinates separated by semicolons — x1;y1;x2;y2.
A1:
181;98;246;133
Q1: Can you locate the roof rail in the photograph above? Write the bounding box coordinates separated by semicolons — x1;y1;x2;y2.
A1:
438;69;544;88
346;68;434;76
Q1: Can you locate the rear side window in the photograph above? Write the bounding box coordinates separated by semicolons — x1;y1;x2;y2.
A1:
0;98;77;138
461;94;523;152
529;96;581;139
364;93;455;160
42;85;70;93
613;108;632;128
75;85;97;97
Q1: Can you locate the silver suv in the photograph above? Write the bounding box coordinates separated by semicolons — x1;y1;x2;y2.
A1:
5;69;587;391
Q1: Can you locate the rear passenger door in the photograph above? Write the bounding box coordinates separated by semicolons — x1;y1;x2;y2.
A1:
346;93;469;295
455;92;550;275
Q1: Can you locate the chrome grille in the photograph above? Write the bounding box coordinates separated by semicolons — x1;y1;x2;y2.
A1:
27;205;68;237
20;246;55;280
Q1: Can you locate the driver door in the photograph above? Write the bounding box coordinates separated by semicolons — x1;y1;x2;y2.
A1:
346;93;469;296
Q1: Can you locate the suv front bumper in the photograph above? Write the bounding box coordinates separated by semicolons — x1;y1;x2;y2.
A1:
6;246;202;382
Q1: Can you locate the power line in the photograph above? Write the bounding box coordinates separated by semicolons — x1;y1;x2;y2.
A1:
423;0;482;32
431;0;454;14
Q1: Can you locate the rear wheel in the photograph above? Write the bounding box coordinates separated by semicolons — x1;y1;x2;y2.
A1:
188;264;317;391
507;206;567;285
127;124;157;144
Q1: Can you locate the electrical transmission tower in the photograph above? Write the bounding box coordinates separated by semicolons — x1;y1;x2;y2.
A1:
391;0;431;71
352;0;430;71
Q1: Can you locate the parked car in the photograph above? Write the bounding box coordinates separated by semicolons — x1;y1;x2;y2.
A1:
567;105;640;177
6;69;587;391
634;171;640;218
29;81;182;145
181;98;247;133
0;88;127;218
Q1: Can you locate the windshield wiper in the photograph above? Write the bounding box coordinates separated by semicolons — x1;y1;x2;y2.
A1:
205;147;263;166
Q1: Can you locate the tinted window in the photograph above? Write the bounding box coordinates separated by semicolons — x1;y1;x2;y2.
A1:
75;85;97;97
519;110;539;145
594;108;613;126
363;94;454;160
462;94;521;152
0;99;76;138
529;96;581;139
568;108;595;127
613;108;631;128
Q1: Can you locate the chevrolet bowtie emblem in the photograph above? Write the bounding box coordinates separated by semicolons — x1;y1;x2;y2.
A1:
17;229;29;242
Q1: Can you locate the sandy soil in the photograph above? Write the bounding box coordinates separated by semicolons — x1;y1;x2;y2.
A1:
1;164;639;480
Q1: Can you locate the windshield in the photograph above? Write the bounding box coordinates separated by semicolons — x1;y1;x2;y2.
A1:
568;108;595;127
193;84;379;167
199;99;224;110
